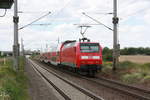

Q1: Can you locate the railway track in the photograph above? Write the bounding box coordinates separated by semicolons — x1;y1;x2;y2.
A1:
36;60;150;100
96;77;150;100
28;59;104;100
85;77;150;100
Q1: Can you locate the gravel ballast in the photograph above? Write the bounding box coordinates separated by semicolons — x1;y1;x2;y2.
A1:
25;59;59;100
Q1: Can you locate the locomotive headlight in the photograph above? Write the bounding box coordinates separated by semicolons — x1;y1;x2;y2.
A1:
81;56;88;59
93;56;100;59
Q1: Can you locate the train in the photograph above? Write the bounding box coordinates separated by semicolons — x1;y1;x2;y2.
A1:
39;38;103;76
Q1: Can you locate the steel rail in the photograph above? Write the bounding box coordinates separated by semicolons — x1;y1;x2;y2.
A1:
84;77;150;100
28;59;71;100
97;77;150;95
41;65;104;100
30;59;104;100
36;60;150;100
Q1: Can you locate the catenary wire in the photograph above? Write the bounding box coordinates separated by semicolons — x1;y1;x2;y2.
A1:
18;12;51;30
82;12;113;31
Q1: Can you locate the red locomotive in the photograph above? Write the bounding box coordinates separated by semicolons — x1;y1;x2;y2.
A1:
40;38;103;76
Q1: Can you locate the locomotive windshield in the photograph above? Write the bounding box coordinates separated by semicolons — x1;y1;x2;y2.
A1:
80;43;99;53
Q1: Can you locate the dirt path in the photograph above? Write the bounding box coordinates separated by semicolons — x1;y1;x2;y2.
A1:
119;55;150;64
25;59;59;100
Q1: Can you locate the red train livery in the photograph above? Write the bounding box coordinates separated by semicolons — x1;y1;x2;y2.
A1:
40;40;103;76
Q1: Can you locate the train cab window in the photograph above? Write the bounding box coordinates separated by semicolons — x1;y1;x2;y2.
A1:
70;42;76;47
80;43;99;53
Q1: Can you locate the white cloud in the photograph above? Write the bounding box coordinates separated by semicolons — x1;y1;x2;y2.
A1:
144;9;150;25
0;0;150;51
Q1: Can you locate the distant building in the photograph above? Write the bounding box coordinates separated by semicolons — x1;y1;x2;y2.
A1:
0;51;13;57
0;50;40;57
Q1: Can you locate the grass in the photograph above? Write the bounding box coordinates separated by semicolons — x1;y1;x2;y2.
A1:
102;61;150;84
0;57;30;100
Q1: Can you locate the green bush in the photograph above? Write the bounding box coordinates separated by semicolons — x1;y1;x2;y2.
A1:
143;75;150;82
119;61;138;69
0;87;10;100
140;63;150;70
0;57;29;100
102;47;113;61
102;61;113;72
121;73;143;84
3;74;28;100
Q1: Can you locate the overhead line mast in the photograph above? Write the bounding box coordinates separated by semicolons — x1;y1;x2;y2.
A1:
82;0;120;71
13;0;19;70
112;0;120;71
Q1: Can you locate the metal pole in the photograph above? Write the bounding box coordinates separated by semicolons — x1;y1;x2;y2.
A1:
21;38;24;57
112;0;119;71
58;37;60;44
13;0;19;71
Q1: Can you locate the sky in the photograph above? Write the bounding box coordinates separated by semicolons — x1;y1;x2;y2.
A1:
0;0;150;51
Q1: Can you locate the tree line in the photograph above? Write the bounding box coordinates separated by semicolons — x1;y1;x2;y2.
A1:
103;47;150;61
120;47;150;55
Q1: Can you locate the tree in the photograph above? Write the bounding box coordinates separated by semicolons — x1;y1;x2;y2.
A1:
103;47;113;61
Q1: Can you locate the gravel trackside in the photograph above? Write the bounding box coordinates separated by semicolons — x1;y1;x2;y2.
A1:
25;59;59;100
